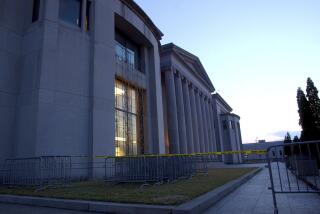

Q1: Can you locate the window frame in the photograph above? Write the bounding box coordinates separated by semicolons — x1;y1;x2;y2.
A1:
115;80;142;157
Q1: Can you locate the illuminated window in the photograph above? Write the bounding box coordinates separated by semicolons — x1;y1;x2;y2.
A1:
115;80;143;156
59;0;82;27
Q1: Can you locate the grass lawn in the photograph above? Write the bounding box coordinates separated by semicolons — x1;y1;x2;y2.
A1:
0;167;257;205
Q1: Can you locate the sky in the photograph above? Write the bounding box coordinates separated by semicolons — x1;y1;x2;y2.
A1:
134;0;320;143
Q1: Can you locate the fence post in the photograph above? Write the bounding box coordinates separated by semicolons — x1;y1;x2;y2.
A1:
267;148;278;214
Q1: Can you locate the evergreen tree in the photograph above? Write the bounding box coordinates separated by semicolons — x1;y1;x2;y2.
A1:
297;87;315;140
283;132;292;143
306;77;320;129
293;135;300;142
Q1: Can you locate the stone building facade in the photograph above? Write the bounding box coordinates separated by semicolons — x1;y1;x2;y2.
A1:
0;0;243;168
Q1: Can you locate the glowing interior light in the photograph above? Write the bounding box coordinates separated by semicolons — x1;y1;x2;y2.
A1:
115;147;125;157
115;87;125;95
115;137;126;142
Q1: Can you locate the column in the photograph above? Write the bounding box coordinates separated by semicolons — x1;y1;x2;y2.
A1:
201;96;209;152
208;101;217;152
182;79;194;153
165;70;180;153
206;99;214;152
174;72;188;154
189;85;200;153
204;99;213;152
195;90;205;152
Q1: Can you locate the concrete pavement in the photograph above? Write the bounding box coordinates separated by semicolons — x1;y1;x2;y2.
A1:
203;166;320;214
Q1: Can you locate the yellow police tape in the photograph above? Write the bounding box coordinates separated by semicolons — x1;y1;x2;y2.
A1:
95;150;266;159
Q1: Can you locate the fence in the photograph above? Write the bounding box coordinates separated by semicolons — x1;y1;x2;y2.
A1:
267;141;320;214
104;155;208;183
1;150;266;186
2;156;71;186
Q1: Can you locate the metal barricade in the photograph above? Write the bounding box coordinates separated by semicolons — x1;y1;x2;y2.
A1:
3;156;72;186
104;155;208;183
267;141;320;214
0;163;5;185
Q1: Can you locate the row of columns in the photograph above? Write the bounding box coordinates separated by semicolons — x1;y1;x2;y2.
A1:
165;68;217;154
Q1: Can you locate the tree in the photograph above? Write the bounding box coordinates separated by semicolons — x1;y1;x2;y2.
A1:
284;132;292;144
306;78;320;129
293;135;299;142
297;87;316;140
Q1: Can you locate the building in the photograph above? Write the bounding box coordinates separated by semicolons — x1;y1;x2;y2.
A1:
243;141;284;162
212;93;243;163
161;43;216;154
0;0;243;175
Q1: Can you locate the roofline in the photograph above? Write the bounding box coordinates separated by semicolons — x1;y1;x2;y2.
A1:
121;0;164;41
161;43;215;92
212;93;233;112
221;112;240;120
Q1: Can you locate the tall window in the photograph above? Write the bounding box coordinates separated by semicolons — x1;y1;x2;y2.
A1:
59;0;82;27
32;0;40;22
115;80;143;156
85;0;92;31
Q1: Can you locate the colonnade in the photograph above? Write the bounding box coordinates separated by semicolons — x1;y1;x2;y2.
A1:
165;68;217;154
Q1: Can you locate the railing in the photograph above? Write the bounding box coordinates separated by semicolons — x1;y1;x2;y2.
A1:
267;141;320;214
104;155;208;183
2;156;71;186
1;150;265;187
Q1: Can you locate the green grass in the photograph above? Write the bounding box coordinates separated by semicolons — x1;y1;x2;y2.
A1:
0;167;256;205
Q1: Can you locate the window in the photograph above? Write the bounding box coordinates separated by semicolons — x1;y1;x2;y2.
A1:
115;31;141;71
115;80;143;156
59;0;82;27
85;0;92;31
32;0;40;22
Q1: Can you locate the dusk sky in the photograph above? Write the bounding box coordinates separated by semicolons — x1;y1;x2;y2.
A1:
135;0;320;143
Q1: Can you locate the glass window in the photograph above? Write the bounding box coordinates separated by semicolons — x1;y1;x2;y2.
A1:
115;42;126;62
59;0;82;27
85;0;92;31
115;31;141;71
126;49;135;69
32;0;40;23
115;80;142;156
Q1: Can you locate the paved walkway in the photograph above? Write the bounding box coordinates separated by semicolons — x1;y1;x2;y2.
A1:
203;166;320;214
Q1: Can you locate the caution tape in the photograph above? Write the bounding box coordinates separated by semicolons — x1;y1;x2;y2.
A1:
95;150;267;159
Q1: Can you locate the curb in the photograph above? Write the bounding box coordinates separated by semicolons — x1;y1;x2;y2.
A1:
172;167;263;214
0;167;262;214
0;195;174;214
